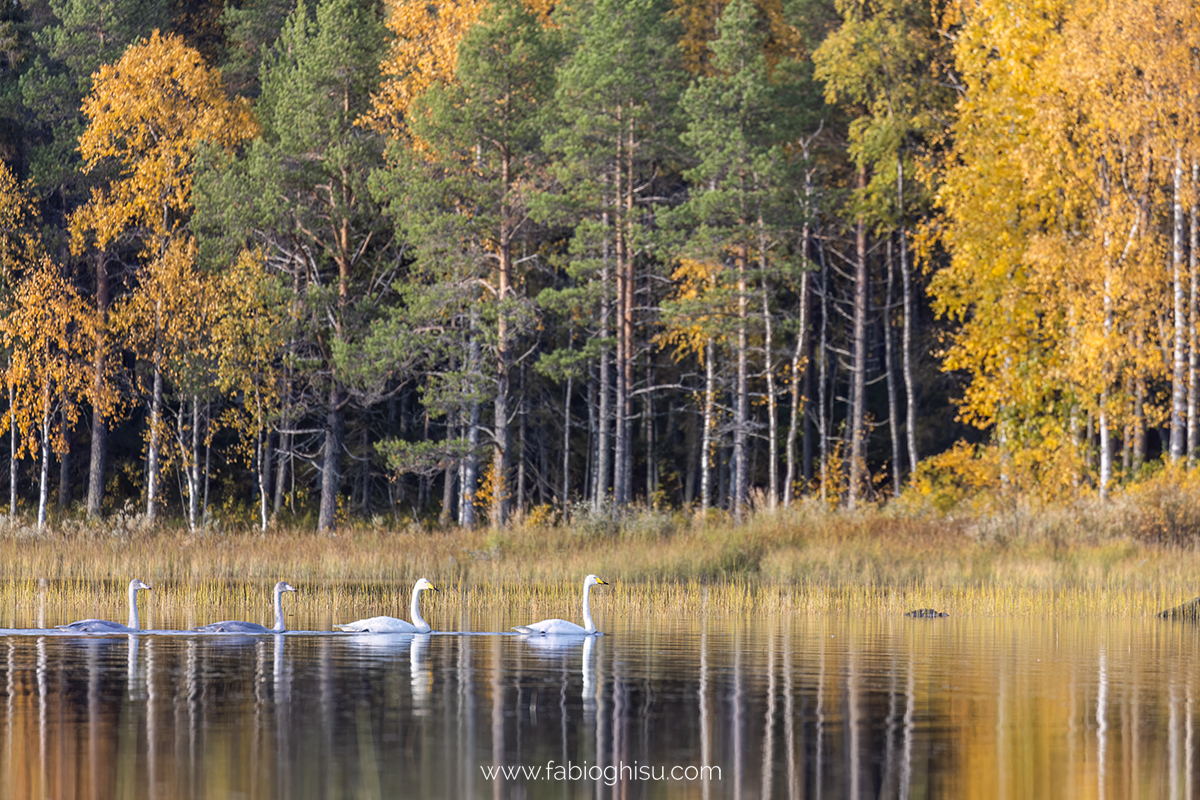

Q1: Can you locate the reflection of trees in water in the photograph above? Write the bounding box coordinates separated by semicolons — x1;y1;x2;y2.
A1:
0;622;1197;797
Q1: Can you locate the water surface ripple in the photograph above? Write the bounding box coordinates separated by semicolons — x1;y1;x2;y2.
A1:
0;614;1195;798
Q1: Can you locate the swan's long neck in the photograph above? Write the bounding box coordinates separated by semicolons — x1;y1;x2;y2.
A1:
410;586;428;631
582;582;596;634
127;584;141;630
272;585;287;632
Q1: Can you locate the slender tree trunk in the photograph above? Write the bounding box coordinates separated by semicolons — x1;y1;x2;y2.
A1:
784;247;810;507
759;231;778;510
203;401;211;524
274;430;288;517
492;228;513;527
190;395;200;529
585;375;595;504
262;430;273;515
440;441;456;528
685;409;698;506
461;334;482;528
274;373;291;515
885;237;901;497
645;353;657;503
38;408;49;531
492;367;510;527
701;338;715;514
897;157;918;476
87;415;106;516
562;373;572;517
516;393;527;518
1099;274;1113;499
1134;373;1146;470
146;355;162;523
613;121;629;512
1189;161;1199;465
317;382;344;533
624;121;638;509
57;413;70;511
614;251;628;512
733;239;749;520
848;166;869;509
1171;145;1186;460
462;399;480;527
87;252;110;519
8;378;14;527
595;216;612;512
817;236;830;504
257;426;268;532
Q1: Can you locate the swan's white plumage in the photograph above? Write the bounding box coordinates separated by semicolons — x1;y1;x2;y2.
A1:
56;579;151;633
336;578;437;633
513;574;607;636
194;580;296;633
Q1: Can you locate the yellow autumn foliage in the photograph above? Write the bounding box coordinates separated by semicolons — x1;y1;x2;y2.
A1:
69;30;257;254
366;0;556;136
931;0;1200;483
0;259;96;460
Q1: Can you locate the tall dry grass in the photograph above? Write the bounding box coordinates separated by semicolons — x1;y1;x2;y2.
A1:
2;476;1200;626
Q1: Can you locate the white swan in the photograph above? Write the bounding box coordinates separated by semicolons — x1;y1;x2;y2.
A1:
513;574;608;635
57;579;152;633
194;581;296;633
335;578;438;633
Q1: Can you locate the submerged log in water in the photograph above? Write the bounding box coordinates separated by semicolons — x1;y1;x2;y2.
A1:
1158;597;1200;620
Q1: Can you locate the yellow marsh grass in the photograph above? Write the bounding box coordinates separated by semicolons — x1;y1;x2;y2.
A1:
0;499;1197;626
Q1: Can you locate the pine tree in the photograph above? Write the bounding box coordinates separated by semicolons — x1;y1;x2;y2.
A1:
372;0;560;527
194;0;392;532
676;0;793;516
535;0;685;511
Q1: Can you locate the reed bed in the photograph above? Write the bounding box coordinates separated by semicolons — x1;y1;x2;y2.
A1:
0;497;1198;627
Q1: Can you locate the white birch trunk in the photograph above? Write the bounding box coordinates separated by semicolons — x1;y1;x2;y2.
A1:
885;237;901;496
595;220;611;512
146;358;162;522
784;271;809;508
1171;146;1186;460
8;377;15;527
1189;161;1198;465
562;373;572;517
848;167;869;509
37;409;49;531
257;426;268;532
898;157;918;477
760;264;778;510
701;338;715;514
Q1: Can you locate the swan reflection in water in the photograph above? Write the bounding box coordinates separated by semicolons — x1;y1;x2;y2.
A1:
337;632;433;710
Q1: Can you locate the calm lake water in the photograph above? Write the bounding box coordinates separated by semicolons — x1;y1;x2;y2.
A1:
0;611;1196;799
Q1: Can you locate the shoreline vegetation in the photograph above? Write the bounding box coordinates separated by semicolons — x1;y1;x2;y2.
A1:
6;471;1200;625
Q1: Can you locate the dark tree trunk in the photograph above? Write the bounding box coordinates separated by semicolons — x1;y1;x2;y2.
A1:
318;382;345;533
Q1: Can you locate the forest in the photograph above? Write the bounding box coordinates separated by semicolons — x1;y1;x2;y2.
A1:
0;0;1194;533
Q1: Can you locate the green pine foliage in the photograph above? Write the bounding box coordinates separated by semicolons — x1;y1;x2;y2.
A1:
1;0;1175;532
